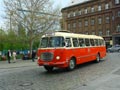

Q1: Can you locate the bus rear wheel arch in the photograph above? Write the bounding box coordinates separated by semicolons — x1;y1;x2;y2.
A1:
67;57;76;71
95;53;101;63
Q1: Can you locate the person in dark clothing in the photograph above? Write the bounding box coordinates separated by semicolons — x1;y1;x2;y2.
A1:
32;50;36;62
7;50;11;63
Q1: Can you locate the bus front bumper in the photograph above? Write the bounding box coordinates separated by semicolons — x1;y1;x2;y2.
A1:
37;60;68;68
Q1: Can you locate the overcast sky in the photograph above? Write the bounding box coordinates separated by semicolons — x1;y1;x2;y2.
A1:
0;0;87;28
0;0;5;28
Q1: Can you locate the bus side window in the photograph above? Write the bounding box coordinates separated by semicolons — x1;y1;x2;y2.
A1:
65;38;72;47
79;38;85;47
90;39;95;46
85;39;90;46
102;40;105;46
99;39;101;46
72;38;79;47
95;39;99;46
99;39;104;46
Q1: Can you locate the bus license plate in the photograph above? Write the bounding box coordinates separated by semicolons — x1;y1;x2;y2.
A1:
44;63;49;65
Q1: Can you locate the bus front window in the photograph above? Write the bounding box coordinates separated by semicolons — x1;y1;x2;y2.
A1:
49;37;65;47
40;37;48;48
40;37;65;48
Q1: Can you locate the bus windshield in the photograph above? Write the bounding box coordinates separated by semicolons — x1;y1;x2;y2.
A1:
40;36;65;48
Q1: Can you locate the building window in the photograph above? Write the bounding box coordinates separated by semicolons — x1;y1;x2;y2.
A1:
91;7;95;12
85;20;88;26
105;3;109;10
115;0;120;4
106;16;110;23
79;10;82;15
91;19;95;25
85;32;89;35
85;8;88;14
98;18;102;24
68;12;73;17
70;12;73;17
73;23;76;28
73;12;76;17
68;23;71;29
118;11;120;17
92;31;95;35
68;13;71;18
75;11;78;16
106;30;110;36
98;5;102;11
117;24;120;32
79;21;82;27
99;30;102;36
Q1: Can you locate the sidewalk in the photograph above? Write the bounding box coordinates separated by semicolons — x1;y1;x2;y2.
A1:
0;59;37;69
75;67;120;90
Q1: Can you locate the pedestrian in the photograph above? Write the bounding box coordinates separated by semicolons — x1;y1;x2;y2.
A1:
32;50;36;62
7;50;11;63
13;50;17;63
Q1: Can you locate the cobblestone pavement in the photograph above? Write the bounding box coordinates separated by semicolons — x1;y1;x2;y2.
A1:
0;53;120;90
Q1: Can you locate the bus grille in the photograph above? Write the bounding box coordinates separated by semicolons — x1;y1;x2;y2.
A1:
40;52;54;61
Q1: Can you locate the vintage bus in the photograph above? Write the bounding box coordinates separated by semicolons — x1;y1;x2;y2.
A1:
37;31;106;72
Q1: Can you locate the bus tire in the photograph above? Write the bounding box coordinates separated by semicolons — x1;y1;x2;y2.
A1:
118;49;120;53
44;66;54;72
67;58;76;71
95;54;100;63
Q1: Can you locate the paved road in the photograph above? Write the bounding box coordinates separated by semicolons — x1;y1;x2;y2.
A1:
0;53;120;90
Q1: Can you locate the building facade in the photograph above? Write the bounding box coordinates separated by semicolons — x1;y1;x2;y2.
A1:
61;0;120;47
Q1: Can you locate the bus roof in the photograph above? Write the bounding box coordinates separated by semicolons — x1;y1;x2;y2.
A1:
42;31;103;39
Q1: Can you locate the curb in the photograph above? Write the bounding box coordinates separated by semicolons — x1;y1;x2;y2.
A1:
0;64;37;69
0;60;37;69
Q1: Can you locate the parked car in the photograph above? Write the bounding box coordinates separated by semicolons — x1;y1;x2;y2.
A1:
22;53;31;60
107;45;120;53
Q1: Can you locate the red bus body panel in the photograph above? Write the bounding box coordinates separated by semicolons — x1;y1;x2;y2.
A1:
37;46;106;68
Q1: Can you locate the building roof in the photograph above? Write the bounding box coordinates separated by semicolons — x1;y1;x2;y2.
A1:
61;0;95;11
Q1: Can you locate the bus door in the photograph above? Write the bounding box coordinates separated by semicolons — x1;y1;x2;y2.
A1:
84;39;91;61
78;38;88;64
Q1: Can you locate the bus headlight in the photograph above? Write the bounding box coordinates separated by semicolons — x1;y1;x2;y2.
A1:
37;57;40;60
56;56;60;60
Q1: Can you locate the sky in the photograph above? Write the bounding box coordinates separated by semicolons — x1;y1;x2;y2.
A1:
0;0;87;28
0;0;5;28
52;0;88;8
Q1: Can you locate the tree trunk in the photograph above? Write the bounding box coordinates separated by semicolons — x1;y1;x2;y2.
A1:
29;40;33;58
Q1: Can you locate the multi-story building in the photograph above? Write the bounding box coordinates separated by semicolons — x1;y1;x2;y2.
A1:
61;0;120;47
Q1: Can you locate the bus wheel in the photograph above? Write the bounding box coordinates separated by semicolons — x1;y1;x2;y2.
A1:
118;49;120;53
44;66;54;72
96;54;100;63
67;58;76;71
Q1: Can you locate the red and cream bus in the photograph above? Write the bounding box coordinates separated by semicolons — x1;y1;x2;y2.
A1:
37;31;106;71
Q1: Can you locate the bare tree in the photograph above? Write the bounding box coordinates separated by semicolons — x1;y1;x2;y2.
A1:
4;0;61;55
